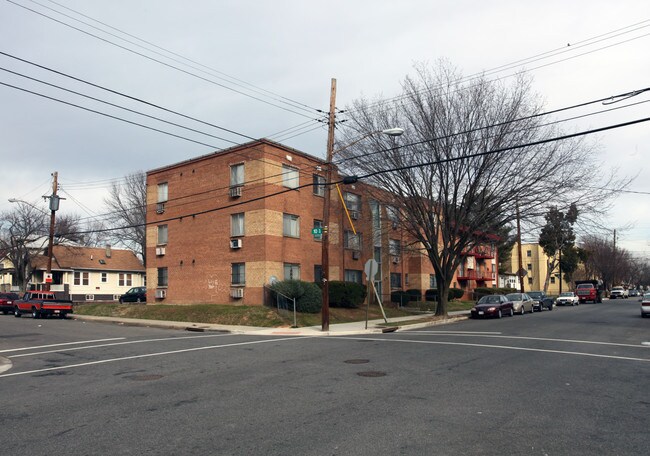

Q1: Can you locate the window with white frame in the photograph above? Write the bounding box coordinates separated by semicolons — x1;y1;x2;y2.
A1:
231;213;245;237
119;273;133;287
230;163;244;187
389;239;401;256
313;174;325;196
231;263;245;285
74;271;89;286
344;230;362;250
282;165;299;189
284;263;300;280
157;182;168;203
344;269;362;284
157;268;168;287
343;192;361;212
283;214;300;238
157;225;168;245
386;206;399;223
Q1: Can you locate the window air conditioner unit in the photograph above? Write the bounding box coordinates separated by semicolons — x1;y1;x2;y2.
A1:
230;239;242;249
229;186;242;198
231;288;244;299
349;210;359;220
156;202;165;214
155;289;167;299
392;256;400;264
156;246;166;256
352;250;360;260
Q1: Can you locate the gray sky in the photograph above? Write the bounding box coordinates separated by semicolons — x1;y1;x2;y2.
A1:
1;0;649;256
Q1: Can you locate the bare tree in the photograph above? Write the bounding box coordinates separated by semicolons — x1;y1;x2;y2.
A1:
0;204;48;291
103;171;147;262
55;213;108;247
339;61;629;316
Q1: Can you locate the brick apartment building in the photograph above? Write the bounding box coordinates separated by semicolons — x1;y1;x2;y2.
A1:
145;139;498;305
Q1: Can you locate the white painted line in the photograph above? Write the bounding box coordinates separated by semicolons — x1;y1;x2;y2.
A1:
0;336;302;378
0;338;126;354
409;331;502;335
9;333;236;358
335;337;650;363
404;332;650;349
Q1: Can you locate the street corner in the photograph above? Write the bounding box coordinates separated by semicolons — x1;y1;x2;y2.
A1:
0;356;12;374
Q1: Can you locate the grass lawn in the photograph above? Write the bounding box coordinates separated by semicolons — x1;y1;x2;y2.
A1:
74;302;420;328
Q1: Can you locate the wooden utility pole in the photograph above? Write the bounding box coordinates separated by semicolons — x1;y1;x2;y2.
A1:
612;229;617;286
321;78;337;331
516;204;525;293
45;171;59;292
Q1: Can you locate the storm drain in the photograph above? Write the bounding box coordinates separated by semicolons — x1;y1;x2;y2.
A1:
344;359;370;364
357;371;387;378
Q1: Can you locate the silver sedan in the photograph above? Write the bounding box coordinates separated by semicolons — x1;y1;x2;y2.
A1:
506;292;534;314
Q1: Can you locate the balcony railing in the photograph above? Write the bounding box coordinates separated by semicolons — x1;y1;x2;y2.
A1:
461;246;495;259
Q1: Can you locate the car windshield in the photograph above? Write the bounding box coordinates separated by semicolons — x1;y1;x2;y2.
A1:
528;292;542;298
478;295;501;304
576;284;593;289
506;293;521;300
612;287;623;291
560;292;573;297
644;293;650;299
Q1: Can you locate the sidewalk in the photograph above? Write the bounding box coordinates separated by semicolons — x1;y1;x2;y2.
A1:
73;311;470;336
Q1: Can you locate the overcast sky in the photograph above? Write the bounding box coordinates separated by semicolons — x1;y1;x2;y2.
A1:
1;0;649;256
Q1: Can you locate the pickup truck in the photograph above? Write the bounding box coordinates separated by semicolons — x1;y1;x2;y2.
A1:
556;292;579;306
13;290;74;319
575;280;603;304
609;286;628;299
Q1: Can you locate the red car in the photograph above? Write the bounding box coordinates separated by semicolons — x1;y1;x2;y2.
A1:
470;295;514;319
0;292;19;315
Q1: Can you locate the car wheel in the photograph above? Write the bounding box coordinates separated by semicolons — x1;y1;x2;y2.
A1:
519;305;525;315
497;309;502;319
509;308;514;317
32;308;40;319
14;307;21;318
136;297;142;303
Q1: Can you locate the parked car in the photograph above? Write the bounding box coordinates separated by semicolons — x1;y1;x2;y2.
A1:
0;292;20;315
641;293;650;318
119;286;147;303
505;292;534;314
610;286;628;299
629;289;640;297
527;291;553;311
470;295;514;319
556;291;579;306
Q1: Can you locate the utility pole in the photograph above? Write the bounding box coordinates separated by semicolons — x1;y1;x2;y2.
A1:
45;171;60;292
612;229;617;287
321;78;337;331
516;204;525;294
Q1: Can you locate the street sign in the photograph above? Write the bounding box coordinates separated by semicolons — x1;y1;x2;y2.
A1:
364;259;378;281
311;228;322;235
45;273;53;284
517;268;528;277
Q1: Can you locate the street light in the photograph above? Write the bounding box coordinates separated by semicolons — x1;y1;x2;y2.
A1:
320;126;403;331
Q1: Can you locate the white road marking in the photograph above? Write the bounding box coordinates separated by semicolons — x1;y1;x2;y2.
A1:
0;336;302;378
405;332;650;349
0;338;126;354
335;337;650;363
9;333;236;358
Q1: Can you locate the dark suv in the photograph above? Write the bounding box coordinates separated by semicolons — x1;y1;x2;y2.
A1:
528;291;553;311
119;287;147;303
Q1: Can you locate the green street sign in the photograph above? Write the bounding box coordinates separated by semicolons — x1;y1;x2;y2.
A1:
312;228;323;235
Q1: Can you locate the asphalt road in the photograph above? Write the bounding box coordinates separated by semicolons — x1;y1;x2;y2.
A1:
1;299;649;455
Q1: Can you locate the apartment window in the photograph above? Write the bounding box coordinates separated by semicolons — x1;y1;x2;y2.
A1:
344;230;362;250
283;214;300;238
389;239;401;256
430;274;437;289
344;192;361;212
119;273;133;287
231;263;245;285
101;272;107;283
282;164;299;189
74;271;89;286
390;273;402;289
550;276;556;284
157;268;168;287
526;250;532;257
386;206;399;223
313;219;322;241
157;225;168;245
344;269;363;284
230;163;244;187
231;213;245;237
527;277;533;285
284;263;301;280
157;182;168;203
405;274;409;285
527;264;532;271
313;174;325;197
314;265;323;283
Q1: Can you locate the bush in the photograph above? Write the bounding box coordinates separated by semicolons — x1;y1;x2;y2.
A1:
406;289;422;301
270;280;322;313
329;281;366;308
425;289;437;301
391;290;412;305
448;288;464;301
473;287;513;301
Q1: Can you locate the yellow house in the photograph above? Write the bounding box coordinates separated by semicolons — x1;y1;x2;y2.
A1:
509;243;572;295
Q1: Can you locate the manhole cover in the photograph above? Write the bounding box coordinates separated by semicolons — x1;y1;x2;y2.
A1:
125;374;163;381
344;359;370;364
357;371;386;377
